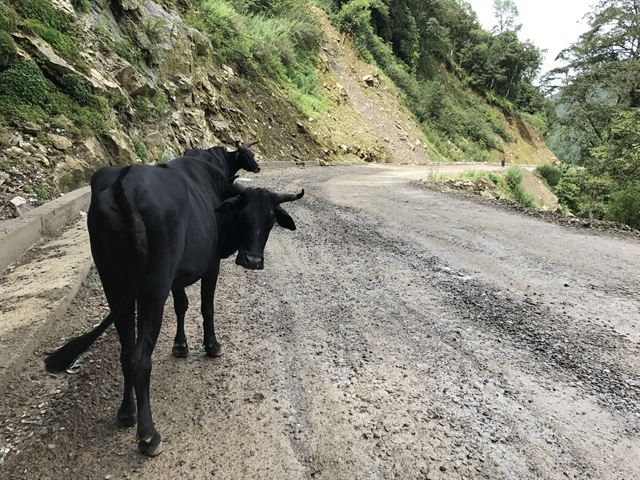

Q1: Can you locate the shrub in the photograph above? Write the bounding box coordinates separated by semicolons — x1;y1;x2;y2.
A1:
606;182;640;229
0;59;53;106
72;0;89;13
0;30;17;68
0;1;19;32
505;166;535;207
536;163;562;187
133;136;148;161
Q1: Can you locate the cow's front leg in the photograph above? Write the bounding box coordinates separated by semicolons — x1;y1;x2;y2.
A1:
132;292;166;457
171;287;189;358
202;261;222;357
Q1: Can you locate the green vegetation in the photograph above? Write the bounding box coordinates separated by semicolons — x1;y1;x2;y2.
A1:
536;164;561;187
72;0;90;13
0;59;109;134
133;92;169;122
133;136;149;161
606;183;640;229
184;0;327;117
11;0;83;62
544;0;639;228
330;0;547;161
505;166;534;207
0;0;109;133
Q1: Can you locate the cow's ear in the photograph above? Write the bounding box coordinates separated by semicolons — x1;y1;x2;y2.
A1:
274;206;296;230
215;195;242;214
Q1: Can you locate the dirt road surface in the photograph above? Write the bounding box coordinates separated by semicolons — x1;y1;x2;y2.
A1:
1;164;639;480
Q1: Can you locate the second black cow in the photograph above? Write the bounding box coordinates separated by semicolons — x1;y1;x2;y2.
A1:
45;153;303;456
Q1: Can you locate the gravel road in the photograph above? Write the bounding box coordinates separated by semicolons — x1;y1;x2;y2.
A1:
1;164;639;480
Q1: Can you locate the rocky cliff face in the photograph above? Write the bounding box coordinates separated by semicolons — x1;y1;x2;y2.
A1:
0;0;325;218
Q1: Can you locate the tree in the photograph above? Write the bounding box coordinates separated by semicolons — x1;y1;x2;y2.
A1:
546;0;640;226
549;0;640;164
493;0;520;33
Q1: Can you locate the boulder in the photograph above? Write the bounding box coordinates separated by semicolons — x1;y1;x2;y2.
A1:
22;122;42;135
221;64;235;80
362;73;380;87
47;134;73;151
5;146;26;158
86;68;123;95
115;64;153;96
10;196;32;217
100;130;135;164
82;136;109;164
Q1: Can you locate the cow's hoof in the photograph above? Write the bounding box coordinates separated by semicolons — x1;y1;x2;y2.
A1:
172;342;189;358
204;342;222;357
117;409;137;428
138;434;163;457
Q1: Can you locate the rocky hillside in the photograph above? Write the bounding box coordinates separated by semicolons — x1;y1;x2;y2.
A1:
0;0;555;219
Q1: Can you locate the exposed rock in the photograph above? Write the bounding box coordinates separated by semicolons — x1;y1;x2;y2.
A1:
221;64;235;80
22;122;42;135
12;32;79;79
10;196;31;217
82;137;109;165
47;134;73;151
19;142;38;154
5;146;26;158
100;130;136;165
362;73;380;87
32;154;50;167
187;28;212;57
296;121;306;133
0;172;9;186
52;115;74;129
63;154;89;172
51;0;74;14
86;68;123;95
115;65;153;96
119;0;139;11
210;119;234;143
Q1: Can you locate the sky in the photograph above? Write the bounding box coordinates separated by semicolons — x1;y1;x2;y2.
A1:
466;0;593;76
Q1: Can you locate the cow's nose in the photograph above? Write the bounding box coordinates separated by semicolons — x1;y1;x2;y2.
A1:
237;252;264;270
246;254;264;270
253;166;261;173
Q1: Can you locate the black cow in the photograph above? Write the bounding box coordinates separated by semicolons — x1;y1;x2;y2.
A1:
89;140;262;355
45;155;304;456
183;140;261;178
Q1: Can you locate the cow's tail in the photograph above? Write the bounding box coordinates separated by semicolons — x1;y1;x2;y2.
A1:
45;171;147;373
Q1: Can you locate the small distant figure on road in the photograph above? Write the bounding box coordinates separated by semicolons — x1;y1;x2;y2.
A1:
501;159;506;168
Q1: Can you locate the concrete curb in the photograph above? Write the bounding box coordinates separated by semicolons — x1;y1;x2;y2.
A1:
0;186;90;272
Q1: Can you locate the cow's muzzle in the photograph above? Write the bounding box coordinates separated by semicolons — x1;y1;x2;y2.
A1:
236;252;264;270
252;166;261;173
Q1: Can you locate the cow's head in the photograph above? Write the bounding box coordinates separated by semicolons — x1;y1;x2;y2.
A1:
215;183;304;270
234;140;261;173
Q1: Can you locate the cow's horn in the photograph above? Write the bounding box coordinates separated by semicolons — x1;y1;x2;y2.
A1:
235;140;242;149
245;139;260;148
272;189;304;204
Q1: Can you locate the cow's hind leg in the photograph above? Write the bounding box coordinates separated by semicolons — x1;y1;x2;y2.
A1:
171;287;189;358
131;291;167;456
202;260;222;357
114;302;136;427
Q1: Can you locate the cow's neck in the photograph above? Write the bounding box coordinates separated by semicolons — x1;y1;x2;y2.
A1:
226;152;242;177
217;214;242;258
